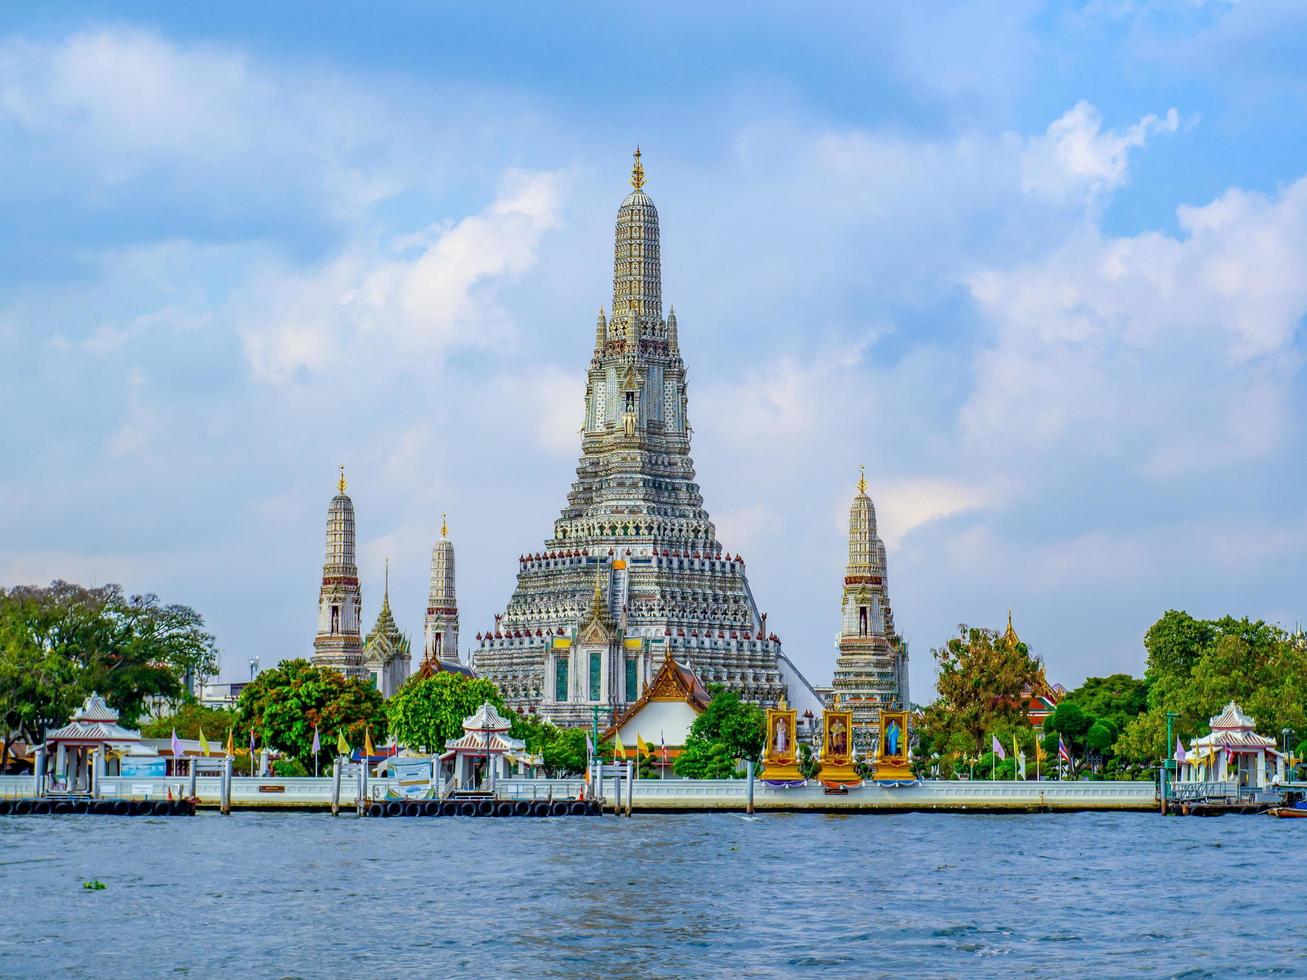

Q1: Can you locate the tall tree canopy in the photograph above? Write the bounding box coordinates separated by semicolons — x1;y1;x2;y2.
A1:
1116;612;1307;763
918;625;1044;763
0;581;219;765
234;659;387;770
386;672;504;754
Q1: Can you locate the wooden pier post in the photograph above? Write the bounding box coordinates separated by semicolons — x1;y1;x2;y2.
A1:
626;761;634;817
331;756;343;816
188;759;197;800
746;760;755;815
358;759;367;816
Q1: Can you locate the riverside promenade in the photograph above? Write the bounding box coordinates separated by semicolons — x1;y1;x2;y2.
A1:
0;773;1156;813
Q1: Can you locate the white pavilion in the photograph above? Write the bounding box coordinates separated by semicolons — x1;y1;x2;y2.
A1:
1176;701;1287;791
440;703;539;789
40;692;142;793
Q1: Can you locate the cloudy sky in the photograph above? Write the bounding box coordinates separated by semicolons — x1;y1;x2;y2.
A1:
3;2;1306;699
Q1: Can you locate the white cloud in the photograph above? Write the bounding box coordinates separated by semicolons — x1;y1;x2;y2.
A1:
1021;101;1179;207
962;176;1307;476
239;168;566;383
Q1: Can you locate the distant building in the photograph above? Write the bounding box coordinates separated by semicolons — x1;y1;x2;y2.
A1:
362;561;412;696
605;652;713;764
471;150;797;727
1002;613;1063;727
830;468;909;748
423;515;461;665
310;467;366;680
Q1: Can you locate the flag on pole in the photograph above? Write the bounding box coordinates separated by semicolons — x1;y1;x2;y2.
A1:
637;733;650;757
1034;737;1046;761
1016;748;1027;780
660;731;668;765
336;730;350;755
991;735;1006;760
171;729;183;765
226;727;234;757
1058;737;1071;762
249;729;256;754
1175;738;1187;765
312;726;321;756
364;728;376;758
613;732;626;760
585;733;595;760
198;728;210;757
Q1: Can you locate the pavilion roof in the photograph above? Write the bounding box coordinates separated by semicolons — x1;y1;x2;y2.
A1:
461;702;511;734
1209;700;1257;731
442;731;524;754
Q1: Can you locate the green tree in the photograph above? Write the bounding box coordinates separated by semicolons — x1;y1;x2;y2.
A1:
0;601;83;768
674;739;741;779
505;710;559;757
1117;614;1307;765
0;581;219;734
542;727;589;776
684;685;766;762
918;625;1044;760
140;702;236;740
1063;674;1149;733
387;673;504;754
235;659;386;771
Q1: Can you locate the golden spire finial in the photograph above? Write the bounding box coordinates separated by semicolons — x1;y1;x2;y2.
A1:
441;513;448;539
384;557;389;597
857;465;867;495
338;464;347;494
630;146;645;191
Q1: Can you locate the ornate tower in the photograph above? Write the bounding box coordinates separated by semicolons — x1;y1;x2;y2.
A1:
472;150;789;727
831;467;908;748
423;515;461;665
364;560;412;696
312;466;366;679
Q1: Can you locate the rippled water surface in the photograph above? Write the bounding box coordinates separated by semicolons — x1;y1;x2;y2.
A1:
1;810;1303;977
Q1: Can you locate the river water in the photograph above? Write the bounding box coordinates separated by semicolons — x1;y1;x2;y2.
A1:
0;810;1301;977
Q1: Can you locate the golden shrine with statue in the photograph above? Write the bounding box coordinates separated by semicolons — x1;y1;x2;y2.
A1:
873;708;913;781
760;698;804;783
817;697;860;787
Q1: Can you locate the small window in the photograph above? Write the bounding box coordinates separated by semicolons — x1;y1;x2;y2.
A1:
331;605;340;633
590;651;602;702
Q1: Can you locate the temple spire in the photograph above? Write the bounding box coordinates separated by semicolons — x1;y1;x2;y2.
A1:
595;306;607;349
630;146;645;190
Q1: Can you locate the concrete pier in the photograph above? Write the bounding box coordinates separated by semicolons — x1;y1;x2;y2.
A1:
0;774;1157;813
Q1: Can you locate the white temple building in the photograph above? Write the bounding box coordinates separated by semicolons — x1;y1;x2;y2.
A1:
1175;701;1287;791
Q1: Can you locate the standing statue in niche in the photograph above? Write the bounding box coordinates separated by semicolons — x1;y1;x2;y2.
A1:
774;717;789;754
885;718;901;757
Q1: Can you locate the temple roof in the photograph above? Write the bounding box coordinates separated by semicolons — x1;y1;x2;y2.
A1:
73;692;119;724
462;702;511;733
365;561;411;664
1210;700;1256;730
604;653;712;740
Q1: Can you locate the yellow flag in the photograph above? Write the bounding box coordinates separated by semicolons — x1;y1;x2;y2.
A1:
226;727;234;757
337;731;350;755
364;728;375;757
637;733;650;757
1034;737;1046;761
198;728;210;757
613;733;626;759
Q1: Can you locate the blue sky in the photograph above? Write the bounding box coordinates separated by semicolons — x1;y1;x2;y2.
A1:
3;1;1306;699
